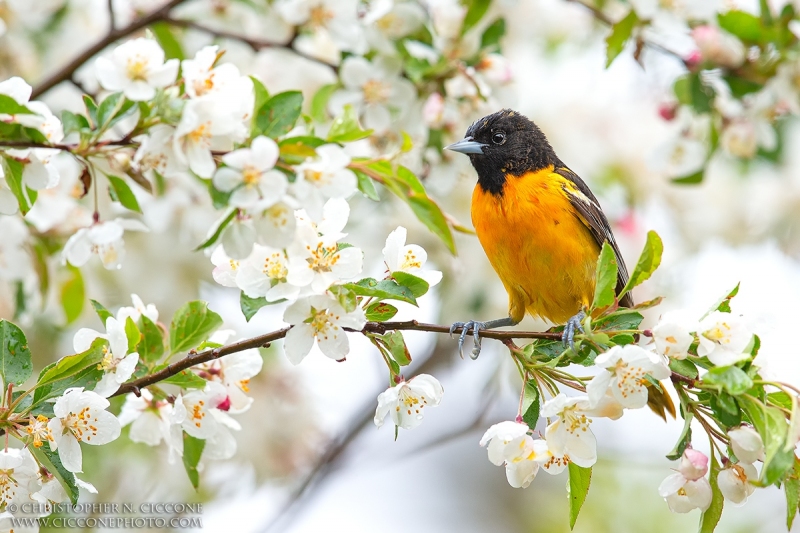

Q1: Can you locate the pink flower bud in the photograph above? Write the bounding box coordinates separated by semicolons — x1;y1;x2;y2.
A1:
691;25;745;68
658;103;678;121
679;448;709;480
216;395;231;411
684;50;702;70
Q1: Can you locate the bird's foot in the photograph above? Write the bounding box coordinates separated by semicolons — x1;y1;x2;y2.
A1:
449;320;487;360
562;311;586;351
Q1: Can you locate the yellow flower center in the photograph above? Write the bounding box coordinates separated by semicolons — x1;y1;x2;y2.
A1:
126;56;149;81
27;415;53;448
613;359;647;399
400;249;422;270
703;322;732;344
242;166;261;186
305;242;341;273
264;252;288;280
64;406;100;442
309;4;334;28
191;400;205;428
188;123;211;145
362;79;391;105
193;74;216;97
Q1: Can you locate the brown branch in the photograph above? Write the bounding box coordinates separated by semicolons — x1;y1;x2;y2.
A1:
163;18;338;72
112;321;561;397
31;0;189;99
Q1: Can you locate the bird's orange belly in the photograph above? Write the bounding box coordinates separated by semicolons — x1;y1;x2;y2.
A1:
471;172;599;324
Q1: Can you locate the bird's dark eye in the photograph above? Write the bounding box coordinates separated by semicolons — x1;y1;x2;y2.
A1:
491;131;506;145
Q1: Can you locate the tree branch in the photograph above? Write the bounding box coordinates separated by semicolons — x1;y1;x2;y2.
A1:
31;0;189;99
163;17;338;72
112;321;561;397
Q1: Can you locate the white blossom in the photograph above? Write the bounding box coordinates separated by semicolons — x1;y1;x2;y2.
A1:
132;125;184;178
237;244;299;302
0;216;31;281
276;0;366;64
286;199;363;294
587;345;670;410
174;98;241;178
479;421;544;488
118;389;186;453
212;136;287;209
691;25;745;68
374;374;444;429
696;311;752;366
330;56;416;132
116;293;159;324
282;294;366;363
659;473;713;513
293;145;357;218
73;316;139;398
540;394;597;468
62;218;149;270
718;462;757;505
47;388;121;473
180;382;229;440
95;38;179;101
382;226;442;287
0;449;40;509
182;45;249;100
195;348;263;413
652;313;696;360
728;426;765;464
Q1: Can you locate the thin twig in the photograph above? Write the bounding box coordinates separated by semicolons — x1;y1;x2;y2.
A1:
107;0;116;30
164;18;338;72
112;321;561;397
31;0;189;99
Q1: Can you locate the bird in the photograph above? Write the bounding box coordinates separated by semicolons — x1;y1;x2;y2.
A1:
445;108;634;359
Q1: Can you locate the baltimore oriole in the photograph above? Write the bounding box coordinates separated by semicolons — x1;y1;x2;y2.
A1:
446;109;633;358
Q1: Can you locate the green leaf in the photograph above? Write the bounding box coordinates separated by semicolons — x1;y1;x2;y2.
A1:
354;170;379;201
710;393;741;427
480;18;506;49
106;174;142;213
700;457;724;533
521;379;540;428
407;193;456;254
379;331;411;366
96;92;124;131
592;242;618;309
718;10;763;43
60;265;84;325
365;302;398;322
621;230;663;295
327;104;372;143
461;0;490;34
311;83;337;123
137;315;165;363
3;156;35;214
61;110;90;136
669;358;698;379
764;445;795;486
605;10;638;67
672;168;704;185
674;74;715;114
594;309;643;331
124;316;141;354
194;209;236;251
0;319;32;386
568;463;592;529
90;299;113;324
724;75;763;98
666;413;693;460
162;370;207;389
741;397;791;485
255;91;303;138
391;271;430;298
239;291;284;322
706;283;740;316
152;21;185;60
342;278;417;305
0;94;33;116
182;432;206;489
327;285;358;313
785;460;800;529
29;445;79;505
703;365;753;395
35;337;106;389
169;301;223;354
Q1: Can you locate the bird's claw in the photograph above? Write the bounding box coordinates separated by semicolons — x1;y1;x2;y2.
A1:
562;311;586;351
450;320;487;359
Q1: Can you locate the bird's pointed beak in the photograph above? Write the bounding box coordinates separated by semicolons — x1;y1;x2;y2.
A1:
445;137;487;155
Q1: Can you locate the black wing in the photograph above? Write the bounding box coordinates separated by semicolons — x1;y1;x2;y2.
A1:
554;167;634;308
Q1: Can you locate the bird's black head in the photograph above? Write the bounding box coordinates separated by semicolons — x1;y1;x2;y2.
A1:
446;109;560;195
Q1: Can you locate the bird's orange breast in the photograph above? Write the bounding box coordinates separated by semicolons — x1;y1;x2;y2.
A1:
471;167;600;324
